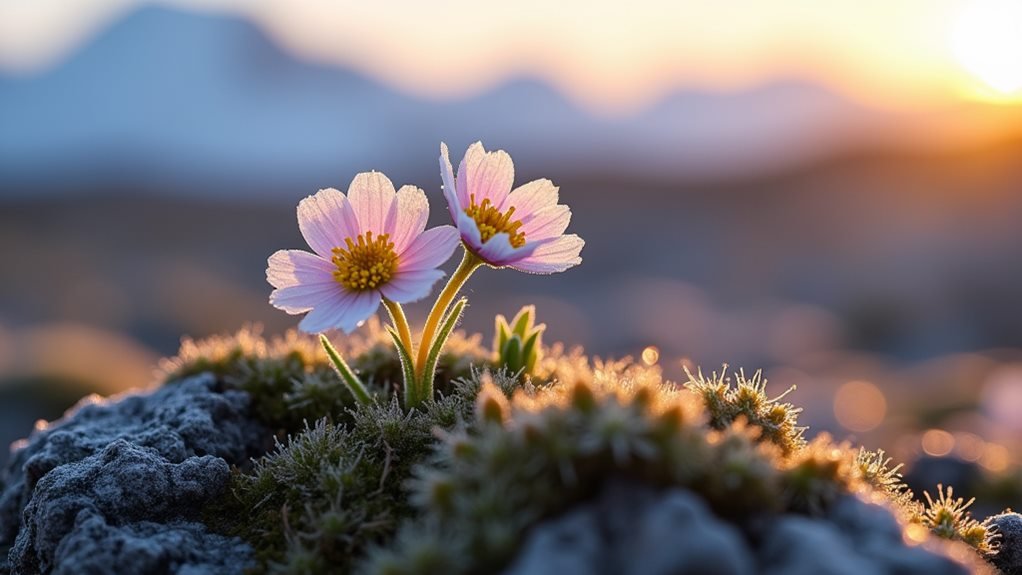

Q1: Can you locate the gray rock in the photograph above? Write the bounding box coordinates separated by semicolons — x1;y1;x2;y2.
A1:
0;374;268;574
826;495;903;545
988;512;1022;575
618;490;754;575
759;516;877;575
505;482;754;575
505;507;603;575
0;374;266;544
52;510;252;575
9;440;236;573
758;510;969;575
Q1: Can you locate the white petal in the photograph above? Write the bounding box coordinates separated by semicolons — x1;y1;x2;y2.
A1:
337;290;382;333
297;289;358;333
398;225;460;272
297;189;360;258
388;185;429;253
269;283;342;314
474;233;539;267
500;178;559;216
440;142;461;222
380;269;446;304
520;205;571;241
457;141;515;208
509;235;584;274
266;249;335;289
456;211;485;254
298;289;380;334
348;172;397;235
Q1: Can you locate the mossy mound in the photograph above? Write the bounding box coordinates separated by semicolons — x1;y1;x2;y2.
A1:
2;323;1016;574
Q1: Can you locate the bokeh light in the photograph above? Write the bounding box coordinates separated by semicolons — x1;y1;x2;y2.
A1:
981;364;1022;430
833;380;887;432
980;443;1010;472
921;429;956;457
641;346;660;366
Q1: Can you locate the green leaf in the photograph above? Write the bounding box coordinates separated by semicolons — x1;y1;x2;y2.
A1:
521;328;543;374
419;297;467;405
502;335;523;373
319;334;371;406
510;305;535;337
494;315;511;355
386;325;418;410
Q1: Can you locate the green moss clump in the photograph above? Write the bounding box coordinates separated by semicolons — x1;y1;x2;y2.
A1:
164;324;492;572
162;327;1003;574
684;365;805;455
362;363;995;575
160;321;487;435
921;485;999;555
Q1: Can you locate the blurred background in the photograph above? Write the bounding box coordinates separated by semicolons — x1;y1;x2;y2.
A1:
1;0;1021;512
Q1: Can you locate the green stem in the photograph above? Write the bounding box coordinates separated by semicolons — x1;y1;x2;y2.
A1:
382;298;413;354
320;334;371;406
415;249;483;379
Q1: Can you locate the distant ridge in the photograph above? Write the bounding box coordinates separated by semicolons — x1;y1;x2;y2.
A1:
0;5;902;197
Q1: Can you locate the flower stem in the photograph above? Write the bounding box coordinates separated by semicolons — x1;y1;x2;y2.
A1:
415;249;483;380
382;298;413;353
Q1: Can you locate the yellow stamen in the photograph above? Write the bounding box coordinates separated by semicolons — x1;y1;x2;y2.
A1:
331;231;398;291
464;194;526;248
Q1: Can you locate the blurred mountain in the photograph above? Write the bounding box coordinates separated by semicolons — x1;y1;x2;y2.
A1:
0;5;893;197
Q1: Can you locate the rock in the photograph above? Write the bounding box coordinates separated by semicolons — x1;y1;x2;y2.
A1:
617;490;754;575
988;512;1022;575
826;495;903;545
758;516;877;575
0;374;266;544
758;508;969;575
505;482;754;575
52;511;252;575
0;374;268;574
9;440;239;573
504;507;603;575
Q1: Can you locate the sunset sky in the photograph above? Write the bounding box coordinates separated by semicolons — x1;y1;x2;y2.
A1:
2;0;1020;113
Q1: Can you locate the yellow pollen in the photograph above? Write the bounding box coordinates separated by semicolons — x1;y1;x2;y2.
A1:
464;194;526;248
331;231;398;291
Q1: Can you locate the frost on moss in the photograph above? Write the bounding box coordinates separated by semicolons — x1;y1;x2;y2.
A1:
151;328;1005;575
684;365;805;455
364;363;994;575
159;321;487;433
922;484;999;555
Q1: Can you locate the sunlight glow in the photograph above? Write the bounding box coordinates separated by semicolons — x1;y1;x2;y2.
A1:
952;0;1022;97
0;0;982;112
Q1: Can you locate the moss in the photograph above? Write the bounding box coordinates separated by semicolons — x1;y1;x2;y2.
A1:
856;448;918;518
165;328;1001;574
922;484;999;555
780;434;860;515
684;365;805;455
161;321;487;435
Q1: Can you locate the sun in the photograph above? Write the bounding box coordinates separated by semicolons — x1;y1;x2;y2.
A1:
951;0;1022;97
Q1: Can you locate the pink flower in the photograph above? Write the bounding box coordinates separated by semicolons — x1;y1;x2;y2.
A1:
267;172;460;333
440;142;584;273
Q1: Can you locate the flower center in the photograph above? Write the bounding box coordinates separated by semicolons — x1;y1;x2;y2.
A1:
464;194;526;248
331;231;398;291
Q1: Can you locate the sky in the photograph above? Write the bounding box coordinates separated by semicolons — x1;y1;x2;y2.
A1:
1;0;1020;113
